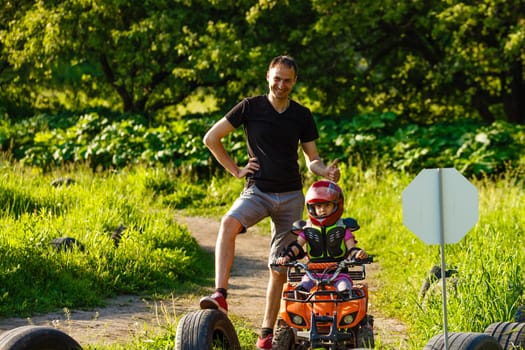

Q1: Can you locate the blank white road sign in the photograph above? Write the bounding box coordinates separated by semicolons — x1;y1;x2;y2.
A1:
402;168;478;244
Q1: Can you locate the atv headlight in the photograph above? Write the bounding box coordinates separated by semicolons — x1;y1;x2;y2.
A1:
288;312;306;326
340;312;358;326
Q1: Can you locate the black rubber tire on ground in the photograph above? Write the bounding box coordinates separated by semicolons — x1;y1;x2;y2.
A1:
484;322;525;349
174;309;240;350
273;323;295;349
0;326;82;350
424;332;502;350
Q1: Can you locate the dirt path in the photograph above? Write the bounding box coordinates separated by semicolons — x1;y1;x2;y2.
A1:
0;215;407;348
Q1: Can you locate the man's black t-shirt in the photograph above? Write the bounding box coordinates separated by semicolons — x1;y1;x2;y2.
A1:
225;95;319;193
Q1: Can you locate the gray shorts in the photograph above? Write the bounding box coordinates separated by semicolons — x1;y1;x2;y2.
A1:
227;185;304;267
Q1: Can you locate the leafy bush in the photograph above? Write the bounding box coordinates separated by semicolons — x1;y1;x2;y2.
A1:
1;111;524;178
316;113;525;177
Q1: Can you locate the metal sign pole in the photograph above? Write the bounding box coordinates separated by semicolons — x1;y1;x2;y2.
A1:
403;167;478;348
438;169;449;350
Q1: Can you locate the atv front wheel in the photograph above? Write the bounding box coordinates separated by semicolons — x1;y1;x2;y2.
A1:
175;309;240;350
356;314;374;348
273;322;295;349
424;332;501;350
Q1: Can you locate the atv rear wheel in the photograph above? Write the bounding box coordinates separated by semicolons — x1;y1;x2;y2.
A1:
484;322;525;349
0;326;82;350
424;332;502;350
175;309;240;350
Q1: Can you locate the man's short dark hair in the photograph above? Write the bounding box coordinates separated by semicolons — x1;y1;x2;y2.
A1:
269;55;298;76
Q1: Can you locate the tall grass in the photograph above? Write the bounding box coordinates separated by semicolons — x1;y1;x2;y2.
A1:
338;163;525;348
0;162;212;316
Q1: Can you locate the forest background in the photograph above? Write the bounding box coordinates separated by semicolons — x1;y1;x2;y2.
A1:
1;0;524;174
0;1;524;349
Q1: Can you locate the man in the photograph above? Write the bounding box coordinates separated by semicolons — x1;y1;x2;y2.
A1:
201;55;340;349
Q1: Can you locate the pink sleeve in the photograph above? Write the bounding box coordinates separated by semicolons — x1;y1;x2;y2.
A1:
344;228;357;244
298;231;306;240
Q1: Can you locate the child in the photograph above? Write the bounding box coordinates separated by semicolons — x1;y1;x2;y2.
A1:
276;180;368;293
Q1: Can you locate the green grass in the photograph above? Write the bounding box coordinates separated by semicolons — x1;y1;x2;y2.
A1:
0;159;523;349
0;162;213;316
349;165;525;348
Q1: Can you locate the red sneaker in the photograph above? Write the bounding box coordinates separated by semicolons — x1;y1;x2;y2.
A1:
256;333;273;349
199;292;228;314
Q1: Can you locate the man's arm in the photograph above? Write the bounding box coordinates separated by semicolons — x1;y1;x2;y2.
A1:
301;141;340;182
203;117;259;178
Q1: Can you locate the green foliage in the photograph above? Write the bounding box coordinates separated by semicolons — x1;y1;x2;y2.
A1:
0;164;211;316
2;1;523;123
144;168;244;212
0;0;256;116
0;111;245;173
2;111;524;178
316;113;525;177
299;0;524;123
388;120;523;176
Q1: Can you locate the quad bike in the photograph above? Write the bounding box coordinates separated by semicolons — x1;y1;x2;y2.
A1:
272;257;374;350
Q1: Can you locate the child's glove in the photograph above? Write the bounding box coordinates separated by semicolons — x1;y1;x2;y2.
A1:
279;241;306;262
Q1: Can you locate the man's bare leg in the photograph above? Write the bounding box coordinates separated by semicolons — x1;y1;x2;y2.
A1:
215;215;243;289
200;215;243;312
261;267;287;329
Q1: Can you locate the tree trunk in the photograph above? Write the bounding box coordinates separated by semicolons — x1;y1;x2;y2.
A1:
504;59;524;124
99;54;135;113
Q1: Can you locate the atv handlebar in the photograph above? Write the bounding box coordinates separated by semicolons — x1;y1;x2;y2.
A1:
272;256;373;285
